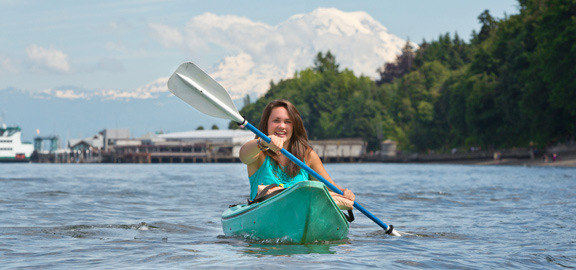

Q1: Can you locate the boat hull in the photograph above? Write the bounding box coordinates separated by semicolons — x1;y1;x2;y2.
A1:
221;181;349;243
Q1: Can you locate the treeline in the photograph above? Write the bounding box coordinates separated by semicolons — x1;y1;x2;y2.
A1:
232;0;575;152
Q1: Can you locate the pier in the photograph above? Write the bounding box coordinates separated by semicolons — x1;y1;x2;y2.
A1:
32;127;573;165
30;128;369;163
112;141;239;163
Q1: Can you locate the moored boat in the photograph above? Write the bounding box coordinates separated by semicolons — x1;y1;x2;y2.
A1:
221;181;349;243
0;124;34;162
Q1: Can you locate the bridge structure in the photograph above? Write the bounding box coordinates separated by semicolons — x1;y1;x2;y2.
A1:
34;136;60;152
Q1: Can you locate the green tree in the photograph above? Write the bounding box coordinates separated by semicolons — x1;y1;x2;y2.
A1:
243;94;251;107
475;10;498;44
313;51;339;74
232;1;575;152
234;52;386;150
376;41;416;85
527;0;576;143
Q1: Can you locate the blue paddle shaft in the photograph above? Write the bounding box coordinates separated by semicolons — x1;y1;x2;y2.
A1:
243;122;391;231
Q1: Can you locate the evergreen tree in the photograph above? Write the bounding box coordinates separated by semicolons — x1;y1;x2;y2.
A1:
231;0;574;151
376;41;416;85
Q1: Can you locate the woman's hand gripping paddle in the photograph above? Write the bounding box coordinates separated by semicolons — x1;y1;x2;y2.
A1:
167;62;401;236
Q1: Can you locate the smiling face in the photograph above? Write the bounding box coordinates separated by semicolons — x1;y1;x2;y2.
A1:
258;99;309;157
267;106;293;146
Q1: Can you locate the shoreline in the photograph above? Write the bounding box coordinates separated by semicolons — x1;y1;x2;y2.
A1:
422;153;576;168
9;153;576;167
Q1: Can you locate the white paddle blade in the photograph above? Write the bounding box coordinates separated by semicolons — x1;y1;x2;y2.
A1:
167;62;244;123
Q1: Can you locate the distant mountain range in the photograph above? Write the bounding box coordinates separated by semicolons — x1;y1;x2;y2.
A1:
0;86;232;145
1;8;413;146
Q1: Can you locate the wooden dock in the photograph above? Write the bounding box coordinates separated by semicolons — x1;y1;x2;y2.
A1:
111;142;239;163
31;137;369;164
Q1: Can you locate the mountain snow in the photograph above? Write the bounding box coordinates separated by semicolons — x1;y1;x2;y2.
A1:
202;7;415;99
1;7;417;142
27;7;413;101
30;78;169;100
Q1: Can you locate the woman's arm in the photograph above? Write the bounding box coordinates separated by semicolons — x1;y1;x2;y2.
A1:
240;135;285;164
240;139;266;177
307;150;355;201
239;139;262;165
240;136;285;177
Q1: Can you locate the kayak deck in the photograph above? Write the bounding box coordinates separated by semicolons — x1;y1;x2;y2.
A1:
221;181;349;243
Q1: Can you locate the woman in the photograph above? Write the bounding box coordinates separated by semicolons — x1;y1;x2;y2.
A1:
239;99;355;208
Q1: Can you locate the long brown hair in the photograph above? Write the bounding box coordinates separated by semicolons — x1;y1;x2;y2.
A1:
258;99;311;177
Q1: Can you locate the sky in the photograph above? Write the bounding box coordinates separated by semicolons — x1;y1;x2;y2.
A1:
0;0;520;97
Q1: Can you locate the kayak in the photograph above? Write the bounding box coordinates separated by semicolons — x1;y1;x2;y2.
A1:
221;181;350;243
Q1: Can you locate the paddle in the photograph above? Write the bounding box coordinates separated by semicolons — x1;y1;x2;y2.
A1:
167;62;400;236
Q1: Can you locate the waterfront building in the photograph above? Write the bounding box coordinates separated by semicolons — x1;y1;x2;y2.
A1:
159;129;254;157
61;128;368;163
111;129;254;163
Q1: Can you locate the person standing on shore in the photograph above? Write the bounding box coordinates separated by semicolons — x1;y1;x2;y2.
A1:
239;99;355;209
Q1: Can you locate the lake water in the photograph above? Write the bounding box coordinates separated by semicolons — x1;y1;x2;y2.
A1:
1;163;575;269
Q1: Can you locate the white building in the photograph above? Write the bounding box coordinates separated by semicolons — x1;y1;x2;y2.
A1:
102;128;131;150
158;129;254;157
310;138;366;162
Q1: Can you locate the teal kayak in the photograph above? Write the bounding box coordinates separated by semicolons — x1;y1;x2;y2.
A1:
221;181;350;243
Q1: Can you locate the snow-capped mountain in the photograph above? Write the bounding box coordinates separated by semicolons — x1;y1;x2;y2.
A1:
202;7;415;99
28;78;169;100
1;8;416;143
16;7;413;102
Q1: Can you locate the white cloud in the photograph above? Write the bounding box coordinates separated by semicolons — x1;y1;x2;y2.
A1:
26;44;71;73
182;12;275;56
153;8;414;98
148;23;184;48
34;8;413;102
0;54;20;74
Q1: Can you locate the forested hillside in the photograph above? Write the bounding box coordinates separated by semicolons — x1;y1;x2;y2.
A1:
232;0;575;152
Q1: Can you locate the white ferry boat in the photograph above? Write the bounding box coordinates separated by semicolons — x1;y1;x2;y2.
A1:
0;124;34;162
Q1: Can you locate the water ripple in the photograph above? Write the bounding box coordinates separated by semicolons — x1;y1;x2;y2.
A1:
0;163;575;269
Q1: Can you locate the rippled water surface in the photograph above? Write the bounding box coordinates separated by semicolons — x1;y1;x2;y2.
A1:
1;163;575;269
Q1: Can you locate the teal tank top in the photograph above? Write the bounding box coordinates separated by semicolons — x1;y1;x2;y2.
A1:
249;156;309;200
